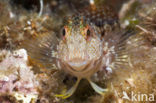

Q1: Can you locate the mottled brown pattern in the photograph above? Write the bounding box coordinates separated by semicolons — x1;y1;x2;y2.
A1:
77;6;119;36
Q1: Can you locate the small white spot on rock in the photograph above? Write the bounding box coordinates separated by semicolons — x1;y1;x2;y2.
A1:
13;49;28;61
27;21;31;25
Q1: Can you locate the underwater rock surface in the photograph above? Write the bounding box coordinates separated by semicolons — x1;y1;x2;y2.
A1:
0;49;39;103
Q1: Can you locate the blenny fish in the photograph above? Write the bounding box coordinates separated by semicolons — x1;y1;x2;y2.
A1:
22;4;131;99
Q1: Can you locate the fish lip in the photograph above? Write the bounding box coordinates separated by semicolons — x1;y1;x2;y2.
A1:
68;61;88;67
67;60;90;72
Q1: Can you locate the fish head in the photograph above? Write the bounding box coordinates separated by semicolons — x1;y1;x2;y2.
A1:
57;16;103;74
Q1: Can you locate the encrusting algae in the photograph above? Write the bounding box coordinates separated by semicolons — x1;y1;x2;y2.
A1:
0;49;39;103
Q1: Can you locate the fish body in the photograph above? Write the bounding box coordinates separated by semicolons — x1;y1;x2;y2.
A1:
22;5;130;99
55;6;126;98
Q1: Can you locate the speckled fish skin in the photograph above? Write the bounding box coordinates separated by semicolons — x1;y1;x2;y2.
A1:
57;5;119;79
77;6;119;35
58;15;103;78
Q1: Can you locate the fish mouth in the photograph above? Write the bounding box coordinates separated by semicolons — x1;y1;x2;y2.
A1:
67;59;91;72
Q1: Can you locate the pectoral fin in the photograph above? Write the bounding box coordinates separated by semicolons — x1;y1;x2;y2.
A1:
88;79;108;95
55;78;81;99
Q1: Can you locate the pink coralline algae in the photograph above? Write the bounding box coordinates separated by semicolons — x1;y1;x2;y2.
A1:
0;49;39;102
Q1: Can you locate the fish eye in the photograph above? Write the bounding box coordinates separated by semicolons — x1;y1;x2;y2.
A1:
62;28;66;36
87;29;90;37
